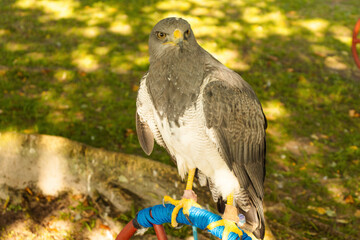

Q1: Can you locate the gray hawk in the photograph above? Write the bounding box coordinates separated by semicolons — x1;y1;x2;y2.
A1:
136;17;267;240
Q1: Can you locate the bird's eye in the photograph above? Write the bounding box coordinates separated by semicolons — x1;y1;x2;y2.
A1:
184;29;190;38
156;31;166;40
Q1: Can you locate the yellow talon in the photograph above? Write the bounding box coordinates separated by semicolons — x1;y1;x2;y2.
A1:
163;195;202;227
207;219;243;240
164;195;180;206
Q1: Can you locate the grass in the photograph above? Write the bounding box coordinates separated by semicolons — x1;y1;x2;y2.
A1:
0;0;359;239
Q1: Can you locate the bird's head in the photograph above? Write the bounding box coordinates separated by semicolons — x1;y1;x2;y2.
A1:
149;17;198;62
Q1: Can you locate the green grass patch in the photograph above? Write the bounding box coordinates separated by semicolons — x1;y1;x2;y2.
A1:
0;0;359;238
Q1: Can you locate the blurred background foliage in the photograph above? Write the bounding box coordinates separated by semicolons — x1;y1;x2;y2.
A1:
0;0;359;239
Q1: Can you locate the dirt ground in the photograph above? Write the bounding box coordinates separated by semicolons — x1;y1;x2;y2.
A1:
0;187;121;240
0;187;212;240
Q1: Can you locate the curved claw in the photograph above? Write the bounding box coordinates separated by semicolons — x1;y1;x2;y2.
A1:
163;195;202;227
207;219;243;240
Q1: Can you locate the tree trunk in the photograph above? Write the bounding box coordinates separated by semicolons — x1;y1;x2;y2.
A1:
0;132;212;212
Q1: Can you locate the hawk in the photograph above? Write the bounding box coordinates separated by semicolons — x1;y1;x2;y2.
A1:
136;17;267;239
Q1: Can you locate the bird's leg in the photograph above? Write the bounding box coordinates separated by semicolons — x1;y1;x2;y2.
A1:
207;192;243;240
183;168;197;200
223;193;240;222
164;168;201;227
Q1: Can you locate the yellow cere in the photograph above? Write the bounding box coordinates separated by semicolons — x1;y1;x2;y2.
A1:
173;29;182;39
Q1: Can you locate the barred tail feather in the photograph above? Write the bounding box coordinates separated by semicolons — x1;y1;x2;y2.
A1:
237;197;265;239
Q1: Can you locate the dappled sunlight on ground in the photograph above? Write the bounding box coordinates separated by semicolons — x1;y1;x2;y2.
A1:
72;50;100;72
15;0;79;19
330;24;353;46
263;100;288;121
8;0;358;73
324;55;348;70
4;42;30;52
295;18;329;37
0;190;123;240
0;0;360;239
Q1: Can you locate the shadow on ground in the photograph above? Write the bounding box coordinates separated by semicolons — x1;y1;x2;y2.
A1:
0;0;359;239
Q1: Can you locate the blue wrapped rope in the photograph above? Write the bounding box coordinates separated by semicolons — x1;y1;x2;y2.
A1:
135;203;251;240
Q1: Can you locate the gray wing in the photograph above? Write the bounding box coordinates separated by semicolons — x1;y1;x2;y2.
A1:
135;73;176;163
203;80;267;199
136;112;154;155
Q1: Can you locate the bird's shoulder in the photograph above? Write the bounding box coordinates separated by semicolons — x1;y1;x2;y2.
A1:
202;52;256;95
201;53;266;136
